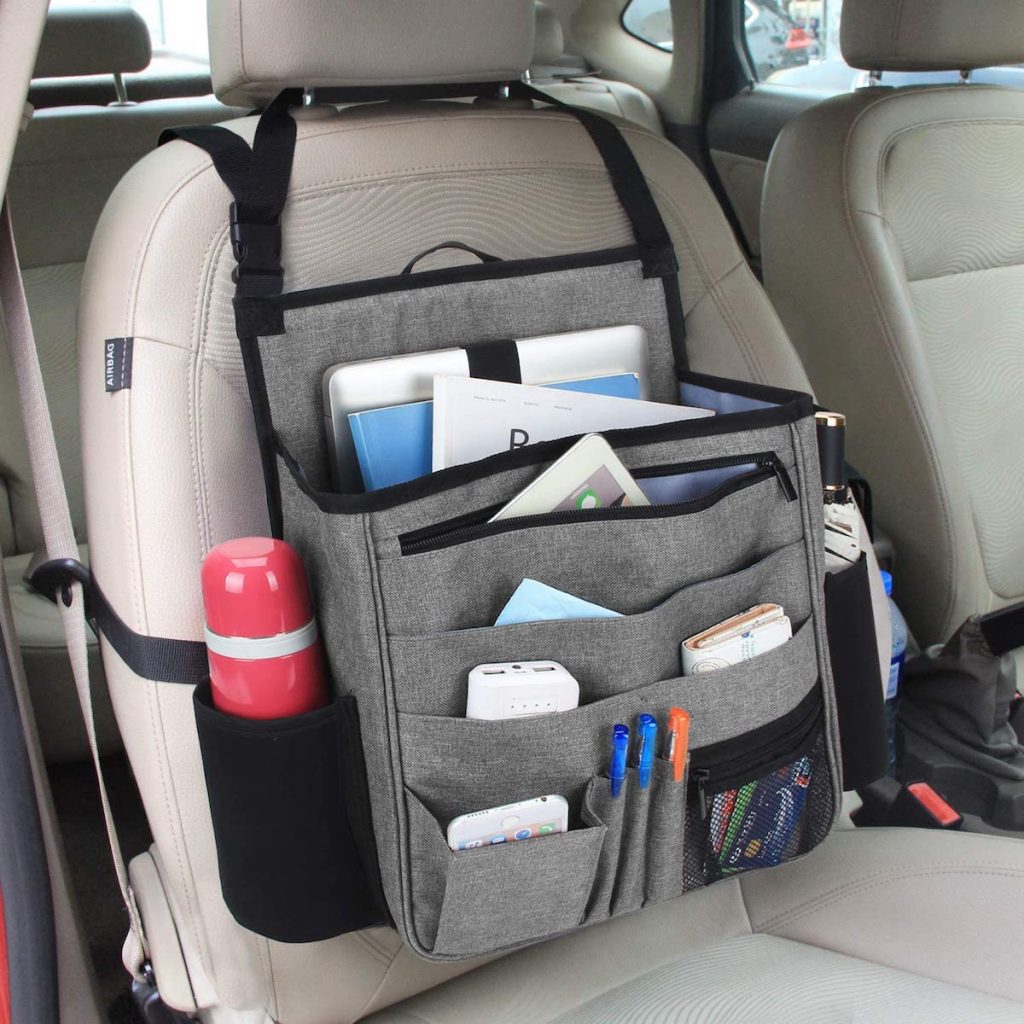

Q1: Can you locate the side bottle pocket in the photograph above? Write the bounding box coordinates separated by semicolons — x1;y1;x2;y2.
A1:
193;682;385;942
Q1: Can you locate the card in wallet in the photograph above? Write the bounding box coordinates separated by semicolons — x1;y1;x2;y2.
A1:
712;756;812;872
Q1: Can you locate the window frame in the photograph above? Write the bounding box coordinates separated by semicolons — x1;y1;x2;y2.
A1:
619;0;674;54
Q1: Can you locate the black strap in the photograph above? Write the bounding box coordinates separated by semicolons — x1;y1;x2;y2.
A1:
159;89;302;297
30;559;207;685
167;84;678;291
512;82;678;280
514;81;688;370
466;338;522;383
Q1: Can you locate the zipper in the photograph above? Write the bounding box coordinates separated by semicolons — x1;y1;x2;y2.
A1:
632;451;796;502
399;452;797;556
693;690;822;820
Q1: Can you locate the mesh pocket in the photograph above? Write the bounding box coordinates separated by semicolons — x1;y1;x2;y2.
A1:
704;731;831;882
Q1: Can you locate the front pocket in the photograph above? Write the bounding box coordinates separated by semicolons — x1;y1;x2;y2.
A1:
378;457;803;636
404;789;605;958
691;688;833;884
387;539;813;715
398;618;818;826
398;454;795;555
581;757;688;920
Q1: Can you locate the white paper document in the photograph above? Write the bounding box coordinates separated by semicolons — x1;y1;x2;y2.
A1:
432;375;714;470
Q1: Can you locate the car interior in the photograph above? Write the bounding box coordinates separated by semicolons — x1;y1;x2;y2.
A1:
2;0;1024;1022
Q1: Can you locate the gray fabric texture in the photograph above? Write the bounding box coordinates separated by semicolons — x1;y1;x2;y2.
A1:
275;409;839;960
377;467;803;637
260;257;678;491
406;759;689;957
405;788;605;957
388;539;812;716
606;770;651;915
398;622;817;826
267;270;841;959
644;757;688;905
368;420;801;545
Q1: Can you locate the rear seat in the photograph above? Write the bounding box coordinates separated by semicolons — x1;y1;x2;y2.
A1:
529;1;665;137
0;4;242;763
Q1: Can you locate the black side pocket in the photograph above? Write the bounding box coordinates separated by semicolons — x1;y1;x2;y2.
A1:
692;688;832;884
194;682;385;942
825;554;888;789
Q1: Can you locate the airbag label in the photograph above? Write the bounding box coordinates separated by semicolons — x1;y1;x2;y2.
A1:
104;337;133;392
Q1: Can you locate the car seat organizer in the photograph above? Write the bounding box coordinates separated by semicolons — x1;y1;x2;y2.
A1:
35;85;884;959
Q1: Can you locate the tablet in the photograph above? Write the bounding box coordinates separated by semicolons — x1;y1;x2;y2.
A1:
322;325;649;491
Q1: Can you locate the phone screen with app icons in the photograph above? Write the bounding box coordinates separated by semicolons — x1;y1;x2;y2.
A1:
455;819;564;851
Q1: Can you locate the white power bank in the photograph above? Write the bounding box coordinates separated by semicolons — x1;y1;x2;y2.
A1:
466;661;580;720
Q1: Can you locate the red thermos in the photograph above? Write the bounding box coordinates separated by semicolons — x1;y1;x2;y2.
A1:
201;537;329;719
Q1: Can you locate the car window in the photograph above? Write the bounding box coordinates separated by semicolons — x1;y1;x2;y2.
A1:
52;0;209;63
622;0;673;53
742;0;828;85
742;0;1024;92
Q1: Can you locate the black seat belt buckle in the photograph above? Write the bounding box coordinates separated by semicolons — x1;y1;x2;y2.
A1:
229;201;284;295
853;777;963;830
29;557;93;609
978;600;1024;657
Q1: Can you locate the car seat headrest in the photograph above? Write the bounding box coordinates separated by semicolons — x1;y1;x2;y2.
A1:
33;4;152;79
532;2;565;67
842;0;1024;72
208;0;535;107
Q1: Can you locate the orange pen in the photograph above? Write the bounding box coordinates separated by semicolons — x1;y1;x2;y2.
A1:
665;707;691;783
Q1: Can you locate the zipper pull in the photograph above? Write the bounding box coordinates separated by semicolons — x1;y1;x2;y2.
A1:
764;457;798;502
695;767;711;820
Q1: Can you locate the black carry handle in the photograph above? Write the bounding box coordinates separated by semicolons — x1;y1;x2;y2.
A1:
401;241;502;275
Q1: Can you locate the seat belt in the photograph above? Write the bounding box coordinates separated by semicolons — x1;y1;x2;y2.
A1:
0;199;149;972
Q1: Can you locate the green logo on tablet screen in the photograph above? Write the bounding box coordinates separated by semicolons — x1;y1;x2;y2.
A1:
575;488;602;510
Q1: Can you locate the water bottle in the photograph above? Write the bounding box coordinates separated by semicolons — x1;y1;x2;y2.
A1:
881;570;907;775
202;537;329;719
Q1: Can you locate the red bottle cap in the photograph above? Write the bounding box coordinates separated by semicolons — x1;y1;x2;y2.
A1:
201;537;314;640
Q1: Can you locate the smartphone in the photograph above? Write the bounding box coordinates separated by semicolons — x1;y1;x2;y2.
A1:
685;604;786;650
446;795;569;851
489;433;648;522
681;604;792;674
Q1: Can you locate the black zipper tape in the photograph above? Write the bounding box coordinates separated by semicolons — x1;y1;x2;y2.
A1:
692;686;823;819
399;452;796;556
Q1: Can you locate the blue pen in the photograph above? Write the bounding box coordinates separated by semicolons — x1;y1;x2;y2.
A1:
610;724;629;798
636;714;657;789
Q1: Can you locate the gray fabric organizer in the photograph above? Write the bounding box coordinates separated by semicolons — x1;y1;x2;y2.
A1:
184;88;843;961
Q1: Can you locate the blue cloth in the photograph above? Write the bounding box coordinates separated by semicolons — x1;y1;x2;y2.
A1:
495;578;622;626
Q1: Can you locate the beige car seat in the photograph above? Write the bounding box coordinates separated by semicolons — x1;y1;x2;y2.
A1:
763;0;1024;652
0;3;241;762
76;0;1024;1019
530;1;665;137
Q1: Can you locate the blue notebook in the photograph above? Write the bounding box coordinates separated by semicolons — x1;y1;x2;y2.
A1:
350;373;642;491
